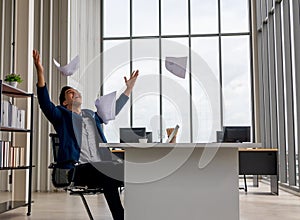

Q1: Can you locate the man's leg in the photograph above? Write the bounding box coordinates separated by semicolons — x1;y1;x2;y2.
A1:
103;185;124;220
70;163;124;219
94;162;124;220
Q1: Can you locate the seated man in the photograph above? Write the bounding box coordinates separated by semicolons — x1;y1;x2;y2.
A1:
33;50;139;220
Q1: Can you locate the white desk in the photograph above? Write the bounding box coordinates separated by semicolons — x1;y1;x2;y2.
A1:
102;143;261;220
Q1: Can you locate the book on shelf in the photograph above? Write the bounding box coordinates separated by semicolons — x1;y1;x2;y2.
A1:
1;100;9;127
9;104;18;128
0;141;10;167
17;109;26;129
9;147;14;167
1;100;26;129
0;142;2;167
19;147;25;167
0;141;25;168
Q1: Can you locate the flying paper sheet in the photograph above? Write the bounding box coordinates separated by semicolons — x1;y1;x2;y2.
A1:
165;56;187;79
53;55;80;76
95;91;117;124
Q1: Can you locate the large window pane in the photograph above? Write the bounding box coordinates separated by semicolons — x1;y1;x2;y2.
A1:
161;0;188;35
104;0;129;37
221;0;249;33
103;40;130;142
191;37;219;79
132;0;158;36
191;37;221;142
222;36;251;126
191;0;218;34
132;39;160;142
162;38;190;142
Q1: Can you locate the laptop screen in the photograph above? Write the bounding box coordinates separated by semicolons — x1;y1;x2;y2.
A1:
119;127;146;143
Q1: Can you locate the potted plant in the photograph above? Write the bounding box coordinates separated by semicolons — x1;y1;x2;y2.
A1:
4;73;23;87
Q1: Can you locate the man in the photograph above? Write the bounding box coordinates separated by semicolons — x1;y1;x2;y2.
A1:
33;49;138;220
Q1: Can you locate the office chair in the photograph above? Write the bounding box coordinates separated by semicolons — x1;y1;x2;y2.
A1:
48;133;124;220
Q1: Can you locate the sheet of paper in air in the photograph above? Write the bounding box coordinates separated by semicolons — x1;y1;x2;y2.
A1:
53;55;80;76
165;56;188;79
95;91;117;124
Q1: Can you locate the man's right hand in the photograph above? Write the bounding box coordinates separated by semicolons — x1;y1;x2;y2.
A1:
33;50;44;74
33;49;45;87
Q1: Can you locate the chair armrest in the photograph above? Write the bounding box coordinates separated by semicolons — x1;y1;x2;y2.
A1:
48;160;78;169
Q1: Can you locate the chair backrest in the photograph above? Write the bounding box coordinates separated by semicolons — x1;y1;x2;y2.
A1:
49;133;60;162
49;133;71;188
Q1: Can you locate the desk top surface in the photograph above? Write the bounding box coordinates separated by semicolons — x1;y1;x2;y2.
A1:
111;148;276;152
102;143;262;148
238;148;278;152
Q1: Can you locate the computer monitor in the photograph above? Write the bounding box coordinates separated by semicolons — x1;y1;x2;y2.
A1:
119;127;146;143
216;131;224;143
222;126;251;143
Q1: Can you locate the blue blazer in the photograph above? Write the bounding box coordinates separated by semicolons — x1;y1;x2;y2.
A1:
37;85;128;168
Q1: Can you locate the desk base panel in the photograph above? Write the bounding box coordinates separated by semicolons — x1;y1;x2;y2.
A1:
124;147;239;220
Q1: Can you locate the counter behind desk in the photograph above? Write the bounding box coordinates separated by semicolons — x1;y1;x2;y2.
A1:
239;148;278;195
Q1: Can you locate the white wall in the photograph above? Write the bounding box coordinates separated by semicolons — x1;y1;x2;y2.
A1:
69;0;102;110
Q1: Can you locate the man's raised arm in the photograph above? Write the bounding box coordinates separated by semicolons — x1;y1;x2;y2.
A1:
32;50;45;87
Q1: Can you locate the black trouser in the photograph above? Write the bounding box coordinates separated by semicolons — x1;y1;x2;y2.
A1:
69;162;124;220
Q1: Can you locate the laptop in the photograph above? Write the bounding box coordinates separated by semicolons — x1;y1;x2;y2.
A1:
119;127;146;143
146;132;152;143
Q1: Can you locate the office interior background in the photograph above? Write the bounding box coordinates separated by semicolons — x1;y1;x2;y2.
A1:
0;0;299;199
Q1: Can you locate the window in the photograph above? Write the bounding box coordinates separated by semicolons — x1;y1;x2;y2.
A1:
222;36;251;126
102;0;252;143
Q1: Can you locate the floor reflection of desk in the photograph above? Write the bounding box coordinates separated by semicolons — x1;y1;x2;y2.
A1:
104;143;261;220
239;149;278;195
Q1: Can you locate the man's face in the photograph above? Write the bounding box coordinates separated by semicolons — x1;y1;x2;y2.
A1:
63;88;82;108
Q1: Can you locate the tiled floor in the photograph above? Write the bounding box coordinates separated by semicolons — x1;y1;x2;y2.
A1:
0;181;300;219
240;182;300;220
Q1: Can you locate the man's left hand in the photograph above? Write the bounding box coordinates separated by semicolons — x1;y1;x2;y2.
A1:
124;70;139;96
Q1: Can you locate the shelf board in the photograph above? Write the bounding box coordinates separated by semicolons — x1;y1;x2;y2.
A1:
0;166;31;170
0;201;28;214
1;82;32;98
0;127;30;132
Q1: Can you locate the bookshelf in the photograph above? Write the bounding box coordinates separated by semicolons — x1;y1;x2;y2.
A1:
0;80;33;216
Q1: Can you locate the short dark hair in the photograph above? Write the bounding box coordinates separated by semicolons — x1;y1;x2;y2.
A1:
59;86;72;106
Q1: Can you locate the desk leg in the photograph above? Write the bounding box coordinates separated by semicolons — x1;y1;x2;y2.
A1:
253;175;258;187
244;175;247;192
270;175;278;195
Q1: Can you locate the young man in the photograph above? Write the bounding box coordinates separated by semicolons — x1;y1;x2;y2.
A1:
33;50;138;220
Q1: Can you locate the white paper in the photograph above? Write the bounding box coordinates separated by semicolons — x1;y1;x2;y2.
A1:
95;91;117;124
53;55;80;76
165;56;187;79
